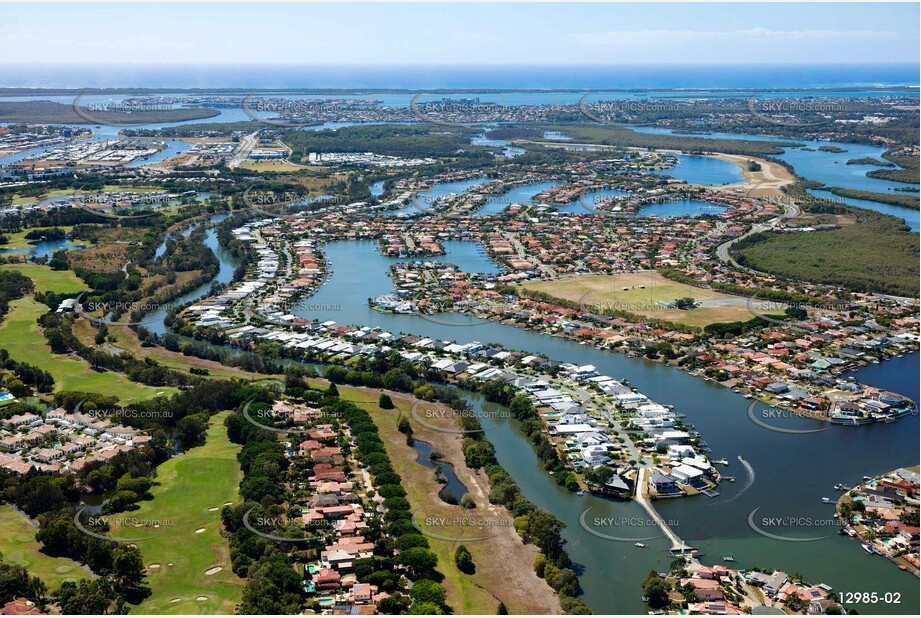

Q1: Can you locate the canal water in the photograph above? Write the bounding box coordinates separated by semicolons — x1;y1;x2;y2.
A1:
652;154;743;186
288;238;919;615
409;438;469;504
631;126;920;195
145;214;237;335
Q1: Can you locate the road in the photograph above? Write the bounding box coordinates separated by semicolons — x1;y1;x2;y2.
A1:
228;131;260;169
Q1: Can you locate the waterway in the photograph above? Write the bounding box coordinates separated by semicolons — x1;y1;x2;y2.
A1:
408;438;469;504
144;213;237;335
631;126;920;195
0;236;85;257
652;154;743;186
284;238;919;615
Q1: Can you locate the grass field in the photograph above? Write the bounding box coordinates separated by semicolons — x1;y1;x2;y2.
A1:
524;271;754;327
331;385;560;615
0;263;86;294
238;160;305;172
0;298;173;404
0;504;87;590
107;411;245;614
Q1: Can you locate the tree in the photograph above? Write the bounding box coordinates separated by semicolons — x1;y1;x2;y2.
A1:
497;602;509;615
642;572;671;609
409;579;447;606
398;547;438;579
454;545;475;574
378;393;394;409
409;601;443;615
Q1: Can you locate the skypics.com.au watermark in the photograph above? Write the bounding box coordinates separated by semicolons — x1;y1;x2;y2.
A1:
412;297;518;327
409;192;513;217
72;94;175;127
240;399;343;436
411;508;511;542
70;187;160;222
241;96;345;128
73;507;175;543
747;94;847;127
74;398;173;420
746;402;830;435
578;508;672;543
242;507;327;543
408;401;510;434
73;293;181;327
579;95;681;126
242;184;349;217
747;507;837;542
410;94;514;127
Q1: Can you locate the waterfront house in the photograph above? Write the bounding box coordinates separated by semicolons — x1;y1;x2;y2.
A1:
649;470;680;495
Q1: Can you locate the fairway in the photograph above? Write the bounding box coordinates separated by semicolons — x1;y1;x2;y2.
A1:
0;504;87;590
107;411;244;614
0;263;86;294
523;271;754;327
0;298;173;404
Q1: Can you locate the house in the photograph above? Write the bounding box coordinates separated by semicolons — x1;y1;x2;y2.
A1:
0;598;41;615
748;571;788;598
649;471;680;495
312;568;341;589
681;577;723;601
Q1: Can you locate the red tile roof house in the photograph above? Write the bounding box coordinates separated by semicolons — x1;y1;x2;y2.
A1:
311;447;345;465
680;578;724;601
776;582;828;604
312;568;342;589
349;583;377;604
0;598;41;615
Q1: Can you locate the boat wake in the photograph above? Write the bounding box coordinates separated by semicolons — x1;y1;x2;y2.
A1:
708;456;755;506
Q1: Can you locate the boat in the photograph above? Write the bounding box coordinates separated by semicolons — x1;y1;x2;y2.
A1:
862;544;875;554
722;555;735;562
725;476;735;482
576;489;586;496
635;542;646;548
714;459;729;466
821;497;831;504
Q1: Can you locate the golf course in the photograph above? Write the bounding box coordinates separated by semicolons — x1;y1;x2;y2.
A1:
106;411;245;614
0;504;87;590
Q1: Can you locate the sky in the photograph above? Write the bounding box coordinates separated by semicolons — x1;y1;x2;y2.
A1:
0;2;918;66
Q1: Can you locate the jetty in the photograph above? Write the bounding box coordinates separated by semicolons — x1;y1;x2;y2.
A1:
635;468;698;557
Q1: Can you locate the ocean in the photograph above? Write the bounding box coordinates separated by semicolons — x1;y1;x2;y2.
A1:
1;63;919;90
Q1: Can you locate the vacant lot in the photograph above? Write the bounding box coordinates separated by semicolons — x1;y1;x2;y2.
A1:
107;412;244;614
335;386;560;615
524;271;754;327
0;504;87;590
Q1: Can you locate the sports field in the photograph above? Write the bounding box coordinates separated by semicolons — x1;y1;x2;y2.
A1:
0;504;87;590
0;298;172;404
523;271;754;328
107;411;245;614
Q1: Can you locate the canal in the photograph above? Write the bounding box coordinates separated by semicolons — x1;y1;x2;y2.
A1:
281;238;919;615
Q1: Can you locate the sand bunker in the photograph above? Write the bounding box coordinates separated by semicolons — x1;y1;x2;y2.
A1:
195;528;206;533
196;597;208;601
148;564;161;570
170;598;181;603
208;507;219;512
204;567;222;576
